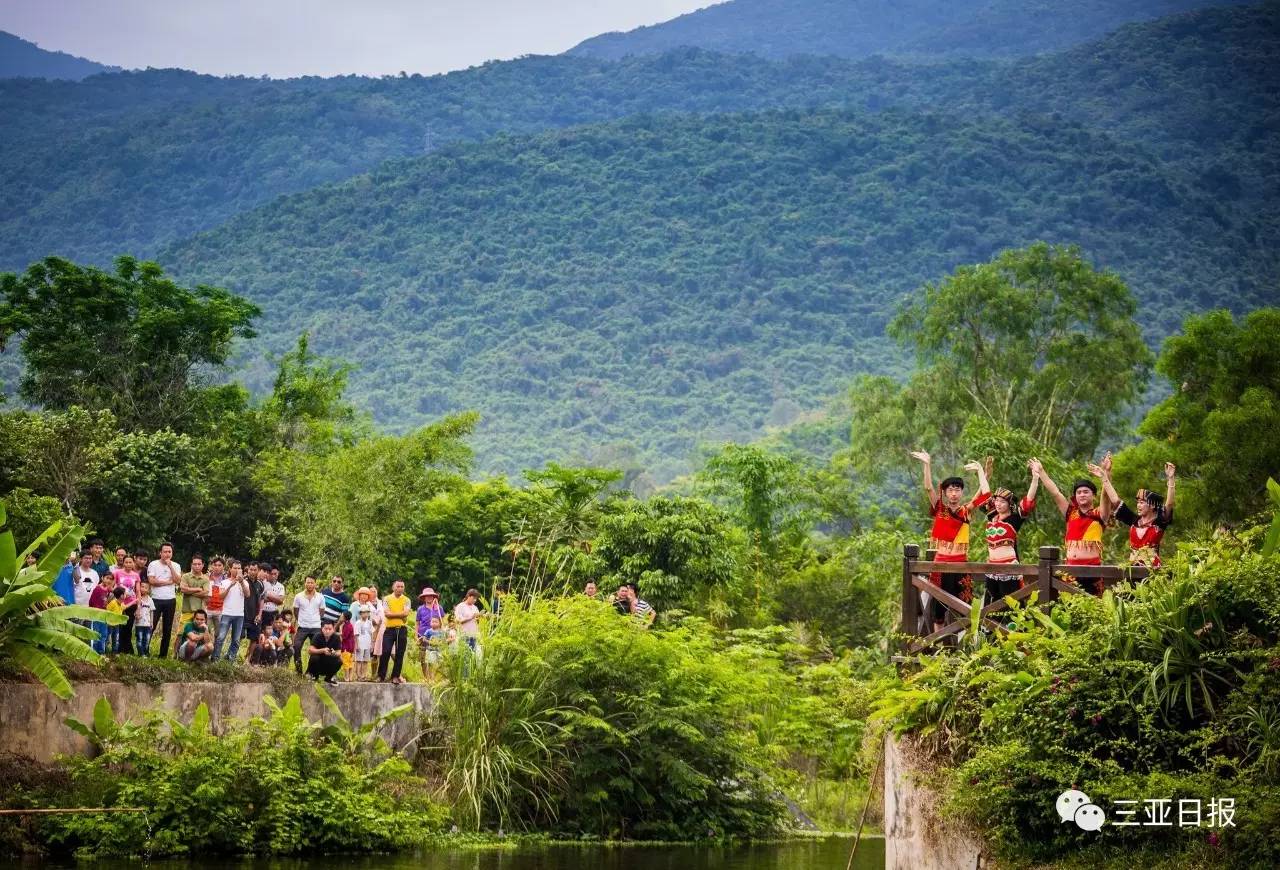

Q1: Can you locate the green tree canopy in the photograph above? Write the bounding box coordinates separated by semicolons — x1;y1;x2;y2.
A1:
0;256;259;432
889;242;1153;461
1113;307;1280;524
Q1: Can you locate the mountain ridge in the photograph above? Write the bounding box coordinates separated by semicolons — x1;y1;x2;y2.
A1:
569;0;1251;60
155;109;1277;479
0;30;120;80
2;3;1275;273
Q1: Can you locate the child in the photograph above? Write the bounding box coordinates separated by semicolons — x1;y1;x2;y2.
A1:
250;620;278;666
422;615;446;680
340;614;356;681
354;604;374;681
105;586;126;653
271;616;291;667
205;570;224;635
134;581;155;656
88;573;114;654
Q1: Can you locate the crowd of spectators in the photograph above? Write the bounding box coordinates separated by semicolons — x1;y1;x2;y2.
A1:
50;538;655;684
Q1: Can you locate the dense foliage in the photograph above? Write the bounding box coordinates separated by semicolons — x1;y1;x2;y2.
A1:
874;531;1280;868
3;694;445;858
156;110;1270;479
425;595;874;838
1113;308;1280;525
569;0;1246;61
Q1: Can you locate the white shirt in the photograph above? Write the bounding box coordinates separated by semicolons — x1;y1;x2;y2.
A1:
146;559;182;601
355;618;374;651
73;566;99;606
219;577;248;618
294;590;325;629
261;580;285;612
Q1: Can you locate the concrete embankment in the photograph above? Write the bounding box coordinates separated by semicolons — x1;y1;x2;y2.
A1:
2;681;432;761
883;734;989;869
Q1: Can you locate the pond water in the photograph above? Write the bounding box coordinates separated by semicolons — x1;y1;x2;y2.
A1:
32;836;885;870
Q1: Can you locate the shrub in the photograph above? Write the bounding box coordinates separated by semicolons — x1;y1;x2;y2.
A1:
6;694;446;859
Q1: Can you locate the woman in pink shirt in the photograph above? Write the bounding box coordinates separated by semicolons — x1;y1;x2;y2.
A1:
111;554;142;654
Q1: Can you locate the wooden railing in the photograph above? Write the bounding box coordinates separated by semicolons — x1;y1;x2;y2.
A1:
898;544;1150;655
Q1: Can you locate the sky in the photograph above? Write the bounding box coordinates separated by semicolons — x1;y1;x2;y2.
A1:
0;0;719;78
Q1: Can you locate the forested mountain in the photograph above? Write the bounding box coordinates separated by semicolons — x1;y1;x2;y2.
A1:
0;31;120;80
1;3;1275;271
569;0;1248;60
159;111;1276;479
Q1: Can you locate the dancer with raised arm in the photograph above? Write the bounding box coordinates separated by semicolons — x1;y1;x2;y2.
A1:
981;462;1040;608
1097;455;1176;567
911;450;991;631
1030;457;1111;595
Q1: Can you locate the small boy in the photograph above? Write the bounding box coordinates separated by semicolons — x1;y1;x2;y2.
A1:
340;614;356;681
276;612;294;667
105;586;126;653
422;615;446;680
250;620;278;666
354;604;375;681
134;581;155;656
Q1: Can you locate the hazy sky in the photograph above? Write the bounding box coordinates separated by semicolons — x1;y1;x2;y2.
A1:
0;0;718;78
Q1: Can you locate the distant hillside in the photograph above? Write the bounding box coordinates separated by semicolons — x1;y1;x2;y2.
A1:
159;111;1277;480
0;31;119;80
1;3;1274;272
569;0;1249;60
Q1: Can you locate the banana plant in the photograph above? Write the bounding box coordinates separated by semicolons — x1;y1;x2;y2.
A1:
313;682;415;758
1262;477;1280;559
0;500;125;698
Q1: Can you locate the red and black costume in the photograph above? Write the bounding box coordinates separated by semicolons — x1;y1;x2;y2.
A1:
1063;482;1106;594
982;489;1035;605
1113;490;1172;567
927;488;990;625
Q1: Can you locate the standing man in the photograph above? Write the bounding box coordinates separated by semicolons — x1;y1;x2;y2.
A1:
378;580;413;684
178;554;210;653
259;563;285;633
322;575;351;626
241;562;265;658
147;543;182;658
72;550;99;608
910;451;991;631
87;538;111;582
213;560;250;663
1031;459;1111;595
292;575;326;675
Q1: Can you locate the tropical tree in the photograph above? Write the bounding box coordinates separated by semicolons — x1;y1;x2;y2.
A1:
888;242;1153;461
0;501;124;698
1112;307;1280;524
0;255;259;433
593;495;748;618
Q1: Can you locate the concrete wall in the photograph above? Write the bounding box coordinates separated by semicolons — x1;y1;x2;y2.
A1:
883;734;990;870
2;681;433;762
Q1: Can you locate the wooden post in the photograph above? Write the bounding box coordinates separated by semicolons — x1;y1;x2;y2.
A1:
1038;546;1060;606
901;544;920;653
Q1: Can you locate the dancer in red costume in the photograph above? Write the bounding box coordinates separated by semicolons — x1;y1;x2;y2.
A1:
911;450;990;630
1030;457;1111;595
1097;454;1176;567
980;461;1040;607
